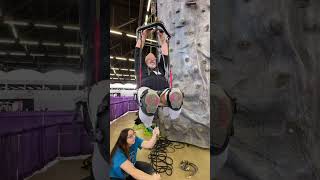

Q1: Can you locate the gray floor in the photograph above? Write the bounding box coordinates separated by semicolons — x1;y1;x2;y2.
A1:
28;159;90;180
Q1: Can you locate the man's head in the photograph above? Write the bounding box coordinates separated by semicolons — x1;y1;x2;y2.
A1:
145;53;157;69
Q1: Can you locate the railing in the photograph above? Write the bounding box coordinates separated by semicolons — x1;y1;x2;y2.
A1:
110;96;138;121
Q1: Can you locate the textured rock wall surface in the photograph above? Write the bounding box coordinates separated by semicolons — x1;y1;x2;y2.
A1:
213;0;320;179
157;0;210;148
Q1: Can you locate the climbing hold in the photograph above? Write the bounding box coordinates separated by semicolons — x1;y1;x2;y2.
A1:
179;18;186;26
184;57;190;62
184;31;194;36
197;43;201;47
204;24;209;32
193;67;199;73
197;126;203;132
195;84;201;89
176;40;180;45
202;8;206;13
185;0;197;6
205;65;210;72
176;9;180;14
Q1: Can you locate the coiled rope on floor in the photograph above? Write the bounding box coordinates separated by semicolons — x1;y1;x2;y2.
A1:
148;137;185;176
180;160;199;179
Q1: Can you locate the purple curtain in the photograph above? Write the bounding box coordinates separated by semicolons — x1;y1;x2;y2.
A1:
110;96;138;121
0;112;93;180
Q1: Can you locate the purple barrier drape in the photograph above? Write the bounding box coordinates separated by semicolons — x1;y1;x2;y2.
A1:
0;112;93;180
110;96;138;121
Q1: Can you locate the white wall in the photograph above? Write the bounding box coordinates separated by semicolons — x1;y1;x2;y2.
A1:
0;90;84;111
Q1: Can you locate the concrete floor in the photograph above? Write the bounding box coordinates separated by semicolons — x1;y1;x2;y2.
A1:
27;159;90;180
110;112;210;180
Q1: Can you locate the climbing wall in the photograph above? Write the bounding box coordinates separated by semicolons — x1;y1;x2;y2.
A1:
213;0;320;179
157;0;210;148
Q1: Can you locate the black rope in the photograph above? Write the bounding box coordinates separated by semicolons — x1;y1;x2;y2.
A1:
180;160;199;178
148;137;185;176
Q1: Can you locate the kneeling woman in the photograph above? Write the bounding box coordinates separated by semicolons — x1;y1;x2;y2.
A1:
110;127;161;180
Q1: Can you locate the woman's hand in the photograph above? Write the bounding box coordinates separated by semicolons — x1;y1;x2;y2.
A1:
153;127;160;137
151;173;161;180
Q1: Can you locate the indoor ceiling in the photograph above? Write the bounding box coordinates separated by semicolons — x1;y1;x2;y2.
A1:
0;0;153;84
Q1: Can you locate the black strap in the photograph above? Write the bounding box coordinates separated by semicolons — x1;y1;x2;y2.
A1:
211;136;230;156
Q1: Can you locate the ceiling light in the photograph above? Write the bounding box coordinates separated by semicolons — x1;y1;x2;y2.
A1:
4;20;29;26
0;51;7;55
48;54;64;58
42;42;61;46
64;43;82;48
30;53;45;57
20;40;39;45
147;0;152;12
66;55;80;59
146;39;157;43
9;52;26;56
62;25;80;30
115;57;127;61
126;34;136;38
129;58;135;62
0;39;15;44
34;23;58;28
110;30;122;35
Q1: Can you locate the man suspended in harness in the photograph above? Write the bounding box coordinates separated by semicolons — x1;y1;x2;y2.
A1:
134;29;183;129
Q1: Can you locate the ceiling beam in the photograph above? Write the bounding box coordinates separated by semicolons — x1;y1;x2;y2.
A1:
138;0;144;27
116;18;136;29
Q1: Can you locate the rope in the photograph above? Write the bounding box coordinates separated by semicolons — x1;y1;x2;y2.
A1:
180;160;199;178
148;137;185;176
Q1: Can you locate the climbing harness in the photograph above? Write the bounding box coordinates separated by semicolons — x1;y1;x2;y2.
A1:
180;160;199;178
136;0;172;89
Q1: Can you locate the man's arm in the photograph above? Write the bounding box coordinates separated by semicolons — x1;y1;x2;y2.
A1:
159;31;168;55
135;29;149;49
141;127;160;149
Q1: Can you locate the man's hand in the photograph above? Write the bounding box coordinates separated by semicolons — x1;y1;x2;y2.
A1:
141;29;152;39
153;127;160;137
136;29;151;48
158;30;166;45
